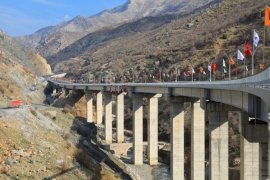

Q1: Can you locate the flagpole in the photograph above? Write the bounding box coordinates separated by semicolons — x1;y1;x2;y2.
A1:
244;59;246;77
236;51;238;79
191;66;194;82
263;25;266;64
224;53;231;80
229;63;231;80
252;30;255;75
175;68;177;82
210;70;211;82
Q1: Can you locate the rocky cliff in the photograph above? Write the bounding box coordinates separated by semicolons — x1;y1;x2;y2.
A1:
16;0;217;57
0;30;51;99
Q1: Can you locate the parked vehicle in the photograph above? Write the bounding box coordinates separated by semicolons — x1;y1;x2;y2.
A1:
0;99;22;109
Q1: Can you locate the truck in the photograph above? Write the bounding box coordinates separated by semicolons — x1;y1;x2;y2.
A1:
0;99;22;109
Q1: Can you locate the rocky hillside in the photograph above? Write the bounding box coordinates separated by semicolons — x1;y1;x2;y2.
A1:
16;0;217;57
0;30;51;100
49;0;270;82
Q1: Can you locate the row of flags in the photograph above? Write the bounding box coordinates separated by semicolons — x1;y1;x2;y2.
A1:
165;26;262;78
190;28;260;76
237;30;259;60
181;6;269;77
205;5;270;75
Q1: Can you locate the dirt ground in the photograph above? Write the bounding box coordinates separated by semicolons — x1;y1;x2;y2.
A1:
0;104;120;180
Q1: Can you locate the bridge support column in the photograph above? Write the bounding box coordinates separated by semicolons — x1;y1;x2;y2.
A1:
64;89;69;97
240;112;261;180
170;98;185;180
147;94;162;165
133;95;143;165
191;100;205;180
268;113;270;180
105;93;112;144
116;93;125;143
208;102;229;180
86;92;94;123
96;91;103;125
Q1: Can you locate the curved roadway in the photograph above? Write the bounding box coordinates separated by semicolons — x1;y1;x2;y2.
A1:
48;67;270;121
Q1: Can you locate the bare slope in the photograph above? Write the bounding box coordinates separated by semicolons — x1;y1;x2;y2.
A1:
0;31;51;99
50;0;270;82
16;0;216;57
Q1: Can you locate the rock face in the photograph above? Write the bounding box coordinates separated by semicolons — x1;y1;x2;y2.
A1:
15;0;216;57
0;31;51;76
0;30;51;98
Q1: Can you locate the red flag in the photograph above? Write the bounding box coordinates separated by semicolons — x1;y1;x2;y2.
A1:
211;63;217;72
245;41;252;56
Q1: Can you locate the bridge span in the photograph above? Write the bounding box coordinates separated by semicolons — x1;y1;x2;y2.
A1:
47;66;270;180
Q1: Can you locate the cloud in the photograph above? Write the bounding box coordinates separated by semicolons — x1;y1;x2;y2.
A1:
63;15;71;21
55;14;72;24
31;0;64;7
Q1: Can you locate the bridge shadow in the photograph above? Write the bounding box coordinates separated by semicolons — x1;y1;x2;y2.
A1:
69;116;132;180
44;166;80;180
52;90;85;108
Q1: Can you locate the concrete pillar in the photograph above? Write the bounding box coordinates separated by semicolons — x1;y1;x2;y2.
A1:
268;112;270;180
105;93;112;144
116;93;125;143
191;100;205;180
96;91;103;125
240;112;261;180
147;94;162;165
208;102;229;180
86;92;93;123
64;89;69;97
170;99;185;180
133;95;143;165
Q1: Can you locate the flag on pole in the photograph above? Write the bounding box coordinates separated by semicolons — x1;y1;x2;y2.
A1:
265;6;270;26
245;41;252;56
253;30;260;47
211;63;217;72
237;50;245;61
229;57;235;65
192;67;195;74
222;59;226;68
208;64;212;72
199;66;204;73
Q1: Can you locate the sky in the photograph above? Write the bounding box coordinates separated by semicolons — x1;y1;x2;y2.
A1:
0;0;127;37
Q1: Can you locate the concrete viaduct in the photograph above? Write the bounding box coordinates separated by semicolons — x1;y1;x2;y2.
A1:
47;66;270;180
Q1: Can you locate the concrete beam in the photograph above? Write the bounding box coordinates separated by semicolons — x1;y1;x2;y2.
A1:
170;99;185;180
240;112;262;180
191;100;205;180
116;93;125;143
96;91;103;125
133;94;144;165
147;94;162;165
208;102;229;180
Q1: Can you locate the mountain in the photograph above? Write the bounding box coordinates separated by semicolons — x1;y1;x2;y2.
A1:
16;0;216;57
0;30;51;99
48;0;269;83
